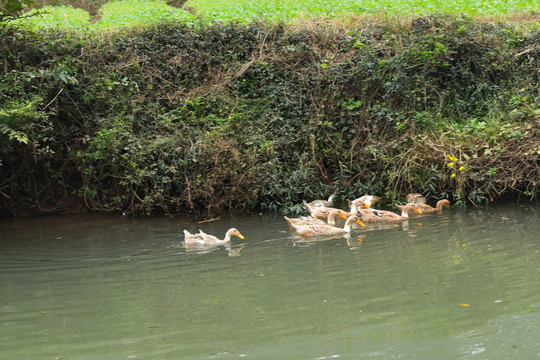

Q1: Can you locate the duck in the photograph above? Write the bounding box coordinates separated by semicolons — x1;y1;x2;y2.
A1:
183;228;244;246
348;199;385;223
284;209;347;230
358;203;422;223
302;200;348;220
406;193;426;204
405;199;451;213
303;200;370;221
348;199;376;216
352;194;380;208
291;215;365;237
307;194;335;208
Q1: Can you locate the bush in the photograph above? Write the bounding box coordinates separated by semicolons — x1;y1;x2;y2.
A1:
1;15;539;216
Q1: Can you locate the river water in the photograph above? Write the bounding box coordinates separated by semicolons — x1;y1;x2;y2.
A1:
1;203;539;360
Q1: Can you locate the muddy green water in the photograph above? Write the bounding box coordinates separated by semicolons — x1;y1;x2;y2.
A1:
1;203;539;360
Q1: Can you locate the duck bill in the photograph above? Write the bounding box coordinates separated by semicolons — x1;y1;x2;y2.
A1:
413;206;422;214
362;202;371;209
339;213;348;220
356;219;366;227
237;233;245;239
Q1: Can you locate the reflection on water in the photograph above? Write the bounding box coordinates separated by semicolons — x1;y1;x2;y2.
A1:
183;242;246;257
1;203;539;359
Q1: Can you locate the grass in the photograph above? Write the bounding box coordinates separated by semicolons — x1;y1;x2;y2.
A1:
184;0;540;23
5;0;540;31
9;5;91;30
96;0;197;29
8;0;197;31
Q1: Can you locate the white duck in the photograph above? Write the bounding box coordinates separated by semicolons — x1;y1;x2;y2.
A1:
183;228;244;245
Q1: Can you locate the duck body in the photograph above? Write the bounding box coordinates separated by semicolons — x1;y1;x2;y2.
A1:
406;193;426;204
303;201;350;221
291;215;365;237
183;228;244;245
284;216;327;228
417;199;451;213
284;209;346;229
348;199;374;215
398;199;450;214
352;195;380;208
303;199;371;222
360;203;422;223
307;194;335;208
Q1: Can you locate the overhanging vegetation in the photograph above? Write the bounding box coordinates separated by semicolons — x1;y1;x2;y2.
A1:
1;11;539;216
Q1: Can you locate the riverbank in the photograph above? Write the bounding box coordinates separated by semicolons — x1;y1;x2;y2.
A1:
1;14;539;217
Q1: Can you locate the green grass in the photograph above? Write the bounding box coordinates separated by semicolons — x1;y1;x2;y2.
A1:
8;0;197;31
9;5;91;30
95;0;197;29
184;0;540;23
6;0;540;31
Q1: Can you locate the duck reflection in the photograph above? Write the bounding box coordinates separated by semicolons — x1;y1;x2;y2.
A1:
184;242;246;257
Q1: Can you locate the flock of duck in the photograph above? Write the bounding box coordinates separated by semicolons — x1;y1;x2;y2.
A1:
183;193;451;246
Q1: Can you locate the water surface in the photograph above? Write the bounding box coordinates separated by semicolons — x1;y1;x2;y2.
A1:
1;203;539;359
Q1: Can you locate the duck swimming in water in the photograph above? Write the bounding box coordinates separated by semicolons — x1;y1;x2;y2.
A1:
306;194;335;208
183;228;244;246
356;203;422;223
399;199;451;213
303;199;370;221
290;215;365;237
303;200;354;220
352;194;380;208
284;209;347;230
406;193;426;204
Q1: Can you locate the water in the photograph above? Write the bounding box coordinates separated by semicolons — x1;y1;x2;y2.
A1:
1;203;539;360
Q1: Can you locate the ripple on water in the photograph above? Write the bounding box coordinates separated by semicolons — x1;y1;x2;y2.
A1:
0;206;539;360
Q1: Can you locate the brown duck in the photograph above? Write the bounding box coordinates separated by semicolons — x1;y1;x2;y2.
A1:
290;215;365;237
284;209;347;229
359;203;422;223
399;199;451;213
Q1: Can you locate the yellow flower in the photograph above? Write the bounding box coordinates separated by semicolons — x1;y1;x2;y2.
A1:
451;173;456;178
459;166;465;171
448;162;454;167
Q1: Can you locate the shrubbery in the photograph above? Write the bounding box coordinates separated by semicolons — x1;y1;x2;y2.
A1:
1;14;539;216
